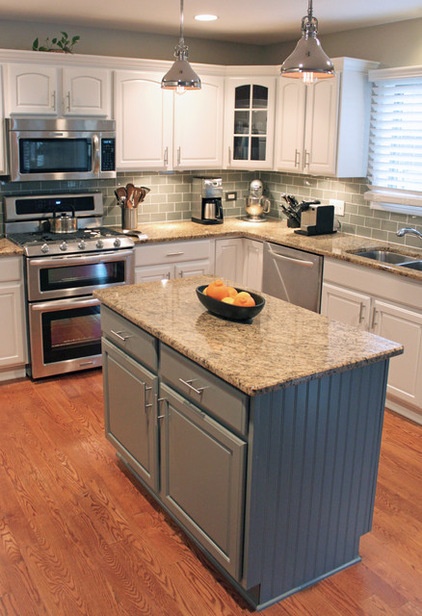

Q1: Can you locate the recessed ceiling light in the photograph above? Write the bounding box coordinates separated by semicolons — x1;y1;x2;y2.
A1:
194;14;218;22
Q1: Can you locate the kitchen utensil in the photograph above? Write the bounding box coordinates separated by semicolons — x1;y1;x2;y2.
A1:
126;183;135;208
114;187;127;202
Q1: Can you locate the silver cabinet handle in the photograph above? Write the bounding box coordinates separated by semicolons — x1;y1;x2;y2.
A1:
358;303;366;324
294;149;300;168
228;146;232;165
164;146;169;166
179;378;206;396
66;91;71;112
51;90;56;110
110;329;133;342
304;150;311;168
143;383;153;410
371;307;378;330
166;251;184;257
177;147;181;166
156;396;167;421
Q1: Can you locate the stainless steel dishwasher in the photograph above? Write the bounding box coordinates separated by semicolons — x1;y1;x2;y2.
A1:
262;242;323;312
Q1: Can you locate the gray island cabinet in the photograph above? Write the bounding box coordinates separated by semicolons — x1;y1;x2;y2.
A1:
95;276;402;611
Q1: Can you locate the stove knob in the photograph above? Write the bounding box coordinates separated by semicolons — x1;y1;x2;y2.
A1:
113;238;121;248
59;241;68;252
96;239;104;249
41;243;50;254
78;240;86;250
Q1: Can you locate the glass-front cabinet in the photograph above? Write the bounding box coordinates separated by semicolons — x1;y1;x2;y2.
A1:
224;75;276;169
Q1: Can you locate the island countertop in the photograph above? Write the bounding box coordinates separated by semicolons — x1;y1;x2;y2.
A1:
94;275;403;396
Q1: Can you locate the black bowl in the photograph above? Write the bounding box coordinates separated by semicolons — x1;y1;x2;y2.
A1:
196;285;265;322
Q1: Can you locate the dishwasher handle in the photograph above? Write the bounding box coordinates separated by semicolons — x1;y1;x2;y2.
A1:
266;244;315;268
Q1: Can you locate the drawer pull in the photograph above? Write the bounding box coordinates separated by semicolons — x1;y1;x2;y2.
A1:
166;251;184;257
110;329;133;342
179;378;206;396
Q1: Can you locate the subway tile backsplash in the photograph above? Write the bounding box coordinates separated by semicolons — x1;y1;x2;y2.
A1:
1;170;421;248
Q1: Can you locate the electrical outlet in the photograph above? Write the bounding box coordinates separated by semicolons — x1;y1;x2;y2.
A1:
330;199;345;216
225;191;237;201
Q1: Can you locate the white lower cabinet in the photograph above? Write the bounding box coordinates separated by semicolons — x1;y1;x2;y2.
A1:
0;257;27;379
322;258;422;423
135;239;215;283
214;237;263;291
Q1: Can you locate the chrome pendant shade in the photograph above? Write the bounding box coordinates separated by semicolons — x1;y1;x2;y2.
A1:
281;0;334;84
162;0;201;92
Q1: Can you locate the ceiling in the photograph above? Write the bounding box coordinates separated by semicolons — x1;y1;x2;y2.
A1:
0;0;421;45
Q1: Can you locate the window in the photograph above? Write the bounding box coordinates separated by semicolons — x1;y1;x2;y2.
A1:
364;66;422;216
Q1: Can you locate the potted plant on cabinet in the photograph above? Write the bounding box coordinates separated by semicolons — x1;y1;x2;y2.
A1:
32;32;80;53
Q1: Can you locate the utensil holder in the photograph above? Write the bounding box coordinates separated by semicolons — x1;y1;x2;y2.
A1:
122;208;137;230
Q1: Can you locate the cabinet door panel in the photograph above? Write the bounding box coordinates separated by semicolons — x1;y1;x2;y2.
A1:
103;339;158;491
63;68;110;116
373;300;422;409
174;76;223;168
8;64;57;115
0;282;27;367
321;283;370;328
160;383;246;579
274;80;305;172
114;71;172;169
305;78;339;175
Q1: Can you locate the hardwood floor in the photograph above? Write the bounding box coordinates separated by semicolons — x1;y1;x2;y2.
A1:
0;370;421;615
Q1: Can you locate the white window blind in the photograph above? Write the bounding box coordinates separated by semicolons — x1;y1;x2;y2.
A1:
365;69;422;216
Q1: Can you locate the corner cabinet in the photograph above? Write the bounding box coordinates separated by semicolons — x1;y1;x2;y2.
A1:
223;74;276;169
214;237;263;291
0;256;27;380
274;57;379;177
114;70;224;171
6;63;111;117
321;258;422;424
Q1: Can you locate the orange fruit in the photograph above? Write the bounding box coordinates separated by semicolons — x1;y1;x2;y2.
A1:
233;291;255;307
203;286;208;295
206;279;229;301
221;296;235;304
227;286;238;299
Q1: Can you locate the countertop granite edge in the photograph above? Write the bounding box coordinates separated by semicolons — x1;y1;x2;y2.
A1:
1;218;422;282
95;277;404;397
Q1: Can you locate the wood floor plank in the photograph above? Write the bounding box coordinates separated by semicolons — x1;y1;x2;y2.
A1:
0;371;421;615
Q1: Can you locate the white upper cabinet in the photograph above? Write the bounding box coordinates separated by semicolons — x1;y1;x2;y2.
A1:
223;74;276;170
173;75;224;169
114;70;224;171
114;71;172;171
0;66;6;175
274;58;378;178
6;63;111;117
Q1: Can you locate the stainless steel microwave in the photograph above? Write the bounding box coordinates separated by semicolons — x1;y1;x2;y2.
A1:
6;117;116;182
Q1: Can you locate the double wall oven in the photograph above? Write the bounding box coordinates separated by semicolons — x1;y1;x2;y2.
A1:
5;192;135;379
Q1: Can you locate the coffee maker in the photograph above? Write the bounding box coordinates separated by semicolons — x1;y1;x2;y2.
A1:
191;177;224;225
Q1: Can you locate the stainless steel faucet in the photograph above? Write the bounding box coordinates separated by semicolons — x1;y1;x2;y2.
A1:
396;227;422;240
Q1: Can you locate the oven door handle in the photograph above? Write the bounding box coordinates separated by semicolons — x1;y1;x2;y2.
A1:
29;249;134;267
30;296;100;312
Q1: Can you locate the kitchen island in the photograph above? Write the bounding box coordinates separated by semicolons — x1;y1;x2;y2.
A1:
95;276;402;610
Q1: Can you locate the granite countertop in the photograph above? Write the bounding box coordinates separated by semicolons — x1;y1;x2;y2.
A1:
94;275;403;396
134;218;422;283
2;217;421;282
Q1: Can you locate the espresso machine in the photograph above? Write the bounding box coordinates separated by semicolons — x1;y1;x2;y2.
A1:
191;177;224;225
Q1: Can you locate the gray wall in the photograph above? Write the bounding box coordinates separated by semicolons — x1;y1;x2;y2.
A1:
0;16;421;68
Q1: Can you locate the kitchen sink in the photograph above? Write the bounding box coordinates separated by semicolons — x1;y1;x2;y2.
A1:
350;249;417;264
398;260;422;271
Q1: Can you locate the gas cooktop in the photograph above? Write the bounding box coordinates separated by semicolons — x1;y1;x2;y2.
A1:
7;227;135;257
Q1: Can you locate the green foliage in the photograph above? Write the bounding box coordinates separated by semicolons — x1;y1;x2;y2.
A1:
32;32;80;53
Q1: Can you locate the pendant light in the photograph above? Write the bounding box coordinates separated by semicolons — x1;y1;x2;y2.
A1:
161;0;201;93
280;0;334;85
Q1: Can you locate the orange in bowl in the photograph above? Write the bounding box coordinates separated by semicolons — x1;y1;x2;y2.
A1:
206;279;230;301
233;291;256;307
